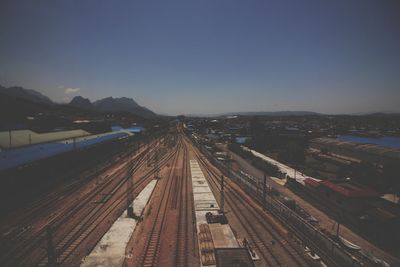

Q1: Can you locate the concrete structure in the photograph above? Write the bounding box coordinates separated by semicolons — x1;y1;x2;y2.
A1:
81;179;157;267
191;160;220;225
208;224;238;248
190;160;240;267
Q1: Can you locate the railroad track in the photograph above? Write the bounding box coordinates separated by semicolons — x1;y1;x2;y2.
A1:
0;137;177;267
192;140;311;267
0;138;155;244
0;138;151;235
174;142;190;267
196;153;282;266
140;139;182;267
193;135;347;267
226;182;311;266
140;136;184;267
36;140;181;267
27;145;153;267
1;144;149;266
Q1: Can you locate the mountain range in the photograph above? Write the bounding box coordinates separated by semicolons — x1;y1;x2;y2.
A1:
0;85;156;118
69;95;155;117
0;85;53;105
184;111;322;117
2;85;396;119
222;111;321;116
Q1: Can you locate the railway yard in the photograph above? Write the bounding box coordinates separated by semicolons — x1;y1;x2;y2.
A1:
3;1;400;266
0;126;398;267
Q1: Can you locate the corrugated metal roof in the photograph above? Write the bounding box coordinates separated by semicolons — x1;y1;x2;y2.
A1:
0;129;90;149
312;138;400;160
320;180;380;198
0;131;130;171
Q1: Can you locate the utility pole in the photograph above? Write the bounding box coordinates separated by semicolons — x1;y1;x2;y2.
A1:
29;133;32;146
154;147;159;179
220;175;225;213
73;137;77;150
227;152;232;178
9;130;12;149
263;173;267;210
127;160;135;218
336;212;342;237
46;225;58;267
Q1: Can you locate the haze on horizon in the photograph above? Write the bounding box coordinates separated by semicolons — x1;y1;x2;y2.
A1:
0;0;399;116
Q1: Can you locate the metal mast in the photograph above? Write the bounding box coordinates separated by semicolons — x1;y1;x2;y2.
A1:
220;175;225;213
154;147;159;179
127;159;135;218
263;173;267;210
8;130;12;149
46;225;58;267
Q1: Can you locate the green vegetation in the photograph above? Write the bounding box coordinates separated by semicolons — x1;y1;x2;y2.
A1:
228;143;279;177
248;119;309;166
349;161;400;195
251;157;280;177
228;143;253;159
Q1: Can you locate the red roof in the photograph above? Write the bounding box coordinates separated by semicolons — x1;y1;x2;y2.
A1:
320;180;380;198
304;178;321;188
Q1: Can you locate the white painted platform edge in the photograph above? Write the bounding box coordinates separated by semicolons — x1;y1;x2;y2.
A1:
80;179;157;267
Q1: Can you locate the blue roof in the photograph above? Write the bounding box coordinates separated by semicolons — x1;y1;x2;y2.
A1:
112;126;145;133
0;132;129;171
235;137;249;144
125;127;145;133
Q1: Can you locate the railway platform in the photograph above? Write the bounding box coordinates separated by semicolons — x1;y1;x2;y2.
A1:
81;179;157;267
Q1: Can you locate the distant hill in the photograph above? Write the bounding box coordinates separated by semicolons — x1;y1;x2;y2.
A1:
186;110;322;117
0;85;156;118
68;96;156;117
93;97;156;117
226;111;322;116
0;85;53;105
0;90;83;130
69;96;94;110
94;96;139;111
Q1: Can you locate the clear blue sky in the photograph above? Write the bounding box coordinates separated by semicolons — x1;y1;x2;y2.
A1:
1;0;399;115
